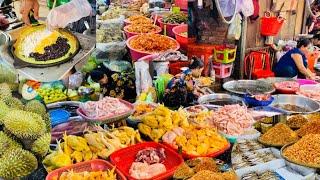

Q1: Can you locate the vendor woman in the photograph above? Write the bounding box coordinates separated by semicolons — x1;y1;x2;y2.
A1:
89;66;136;101
274;39;317;80
162;57;204;108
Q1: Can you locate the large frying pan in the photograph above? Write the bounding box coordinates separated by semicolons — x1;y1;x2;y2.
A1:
10;25;80;68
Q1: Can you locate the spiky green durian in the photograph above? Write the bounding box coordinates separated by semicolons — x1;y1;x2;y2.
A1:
0;148;38;179
3;96;24;109
0;101;9;124
24;100;46;117
0;131;22;157
6;83;19;92
0;83;11;100
31;133;51;157
42;113;51;133
3;110;46;139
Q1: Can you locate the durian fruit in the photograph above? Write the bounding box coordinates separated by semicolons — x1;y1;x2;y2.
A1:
0;131;22;157
3;96;24;109
31;133;51;157
0;83;11;100
6;83;19;92
24;100;46;117
0;148;38;179
3;110;46;139
0;101;9;124
42;113;52;133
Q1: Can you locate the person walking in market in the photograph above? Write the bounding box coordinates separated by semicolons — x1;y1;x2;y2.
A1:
19;0;95;33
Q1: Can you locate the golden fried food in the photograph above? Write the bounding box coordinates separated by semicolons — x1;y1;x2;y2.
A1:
57;169;116;180
305;112;320;121
259;123;299;146
173;162;194;179
126;24;161;34
133;103;155;118
286;115;308;129
193;158;219;173
127;15;152;24
189;170;237;180
283;134;320;167
297;119;320;137
129;34;177;53
175;126;228;156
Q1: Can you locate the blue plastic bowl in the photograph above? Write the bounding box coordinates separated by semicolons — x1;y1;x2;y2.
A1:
49;109;71;127
244;94;274;107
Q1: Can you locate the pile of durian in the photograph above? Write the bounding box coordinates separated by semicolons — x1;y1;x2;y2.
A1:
0;83;51;179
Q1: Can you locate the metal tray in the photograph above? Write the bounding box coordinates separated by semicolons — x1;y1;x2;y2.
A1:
281;143;320;169
10;28;80;68
198;93;245;108
223;80;275;95
270;94;320;114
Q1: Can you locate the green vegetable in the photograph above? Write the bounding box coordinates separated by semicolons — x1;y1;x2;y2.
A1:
163;12;187;24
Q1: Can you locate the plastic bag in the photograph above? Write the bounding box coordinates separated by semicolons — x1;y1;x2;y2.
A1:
239;0;254;17
67;72;83;89
134;60;152;96
227;13;242;40
103;60;132;73
97;15;125;25
218;0;237;17
46;0;92;29
153;62;169;76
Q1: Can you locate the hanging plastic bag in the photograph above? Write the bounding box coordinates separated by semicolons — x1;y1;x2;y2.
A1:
218;0;237;17
227;13;242;40
134;60;152;96
239;0;254;17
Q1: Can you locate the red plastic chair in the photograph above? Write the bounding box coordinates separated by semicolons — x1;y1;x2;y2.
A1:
244;51;275;79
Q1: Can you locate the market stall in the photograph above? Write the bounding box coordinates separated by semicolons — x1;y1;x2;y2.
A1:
1;0;320;179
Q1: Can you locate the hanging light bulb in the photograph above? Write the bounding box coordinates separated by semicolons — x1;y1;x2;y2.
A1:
197;0;203;9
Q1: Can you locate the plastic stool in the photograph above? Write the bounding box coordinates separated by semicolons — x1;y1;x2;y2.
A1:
213;63;233;78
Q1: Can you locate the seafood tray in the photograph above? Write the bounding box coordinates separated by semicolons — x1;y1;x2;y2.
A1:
241;170;284;180
232;148;281;170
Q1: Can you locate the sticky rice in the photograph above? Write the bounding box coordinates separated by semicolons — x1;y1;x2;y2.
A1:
21;29;53;57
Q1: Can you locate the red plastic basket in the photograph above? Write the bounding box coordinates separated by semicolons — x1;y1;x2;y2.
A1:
163;142;230;159
260;12;284;36
46;159;127;180
110;142;184;180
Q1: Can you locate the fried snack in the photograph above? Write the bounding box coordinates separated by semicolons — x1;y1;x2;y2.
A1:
283;134;320;167
126;24;161;34
259;123;299;146
189;170;237;180
127;15;152;24
286;115;308;129
305;112;320;121
173;163;194;179
296;119;320;137
132;103;155;117
193;158;219;173
129;34;177;53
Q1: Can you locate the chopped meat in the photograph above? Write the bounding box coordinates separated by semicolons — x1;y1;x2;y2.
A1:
129;162;166;179
135;147;166;164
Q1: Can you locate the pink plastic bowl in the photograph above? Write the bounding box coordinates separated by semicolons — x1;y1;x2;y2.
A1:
123;25;162;39
297;79;318;86
158;18;185;38
172;24;187;51
126;34;180;61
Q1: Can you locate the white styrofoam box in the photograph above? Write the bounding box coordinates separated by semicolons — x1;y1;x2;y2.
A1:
270;147;282;159
276;167;315;180
285;161;317;176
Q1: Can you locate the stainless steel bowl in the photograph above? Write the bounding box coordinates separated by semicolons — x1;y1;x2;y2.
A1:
271;94;320;114
198;93;245;109
257;77;295;84
223;80;275;95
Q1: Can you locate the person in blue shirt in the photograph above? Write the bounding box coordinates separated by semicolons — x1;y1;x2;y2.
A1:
274;38;317;80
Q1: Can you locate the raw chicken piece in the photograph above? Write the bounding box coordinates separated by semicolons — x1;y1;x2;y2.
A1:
129;162;166;179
